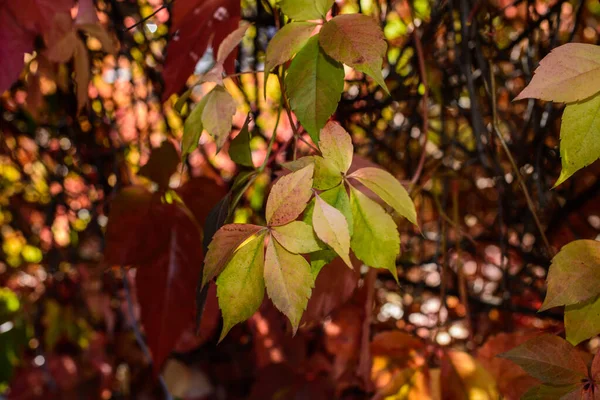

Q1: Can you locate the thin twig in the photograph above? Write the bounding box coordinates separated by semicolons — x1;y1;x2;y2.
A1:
123;2;173;32
409;24;429;188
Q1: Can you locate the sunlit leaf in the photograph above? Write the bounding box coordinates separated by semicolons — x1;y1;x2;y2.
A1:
319;121;353;173
565;295;600;345
216;21;249;64
182;94;210;158
264;237;313;332
265;21;316;73
217;231;266;341
201;86;237;151
271;221;322;254
283;156;341;190
266;163;314;226
279;0;334;20
229;114;254;167
312;195;352;269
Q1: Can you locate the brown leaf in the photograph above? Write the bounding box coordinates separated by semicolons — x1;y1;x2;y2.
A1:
137;140;180;189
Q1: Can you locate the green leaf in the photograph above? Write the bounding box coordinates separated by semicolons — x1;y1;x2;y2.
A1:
349;186;399;280
229;114;254;167
264;236;313;332
202;224;265;287
565;295;600;345
521;384;581;400
201;86;237;151
266;163;314;226
217;231;266;341
499;334;588;385
540;239;600;311
554;92;600;187
308;249;337;278
265;22;317;73
182;94;210;158
319;14;389;93
319;121;353;173
283;156;341;190
285;35;345;143
312;195;352;269
271;221;322;254
514;43;600;103
279;0;334;20
303;183;353;236
348;167;417;225
138;140;179;189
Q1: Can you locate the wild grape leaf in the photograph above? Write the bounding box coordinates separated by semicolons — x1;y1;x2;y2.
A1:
553;93;600;187
265;22;316;73
202;224;265;287
0;7;35;94
521;384;581;400
229;115;254;167
279;0;334;20
283;156;341;190
499;334;588;385
312;195;352;269
319;14;389;93
349;186;400;280
319;121;353;173
138;141;180;189
266;163;314;226
565;295;600;345
217;231;266;340
514;43;600;103
271;221;322;254
285;35;345;143
182;94;211;158
216;21;249;64
440;350;500;400
540;239;600;311
162;0;240;100
264;237;313;332
201;86;237;151
348;167;417;225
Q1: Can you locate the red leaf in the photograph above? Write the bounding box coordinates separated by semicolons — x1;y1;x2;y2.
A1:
0;8;35;94
162;0;240;100
6;0;74;34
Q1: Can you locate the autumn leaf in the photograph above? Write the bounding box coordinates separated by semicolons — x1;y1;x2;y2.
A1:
201;86;237;151
553;93;600;187
520;384;581;400
564;295;600;345
0;7;35;94
271;221;322;254
540;239;600;311
305;183;353;236
349;186;400;280
265;163;314;226
217;231;266;341
202;224;265;287
182;94;211;158
283;156;342;190
216;21;250;64
499;334;588;385
285;35;345;143
312;195;352;269
265;22;317;73
229;115;254;167
319;121;354;173
138;141;180;189
514;43;600;103
73;39;90;111
348;167;417;225
264;237;314;332
278;0;334;20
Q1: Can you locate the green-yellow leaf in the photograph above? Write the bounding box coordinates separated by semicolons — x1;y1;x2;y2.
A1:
271;221;322;254
349;186;399;280
319;14;389;93
514;43;600;103
279;0;334;20
201;86;237;151
565;295;600;346
202;224;265;287
265;22;317;73
283;156;341;190
312;195;352;269
303;183;353;236
266;163;314;226
319;121;353;173
285;35;345;143
348;167;417;225
554;92;600;187
181;94;210;158
229;114;254;167
308;249;336;278
217;231;266;341
264;237;313;332
540;239;600;311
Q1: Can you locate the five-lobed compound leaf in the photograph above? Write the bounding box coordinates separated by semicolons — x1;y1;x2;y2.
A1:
319;14;389;93
182;94;211;158
540;239;600;311
319;121;353;173
514;43;600;103
216;231;266;341
229;114;254;167
349;186;399;280
554;92;600;187
564;295;600;346
348;167;417;226
283;156;341;190
266;163;314;226
279;0;334;20
285;35;345;143
312;195;352;269
499;334;588;385
202;224;265;287
201;86;237;151
271;221;322;254
265;21;317;74
264;236;314;332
